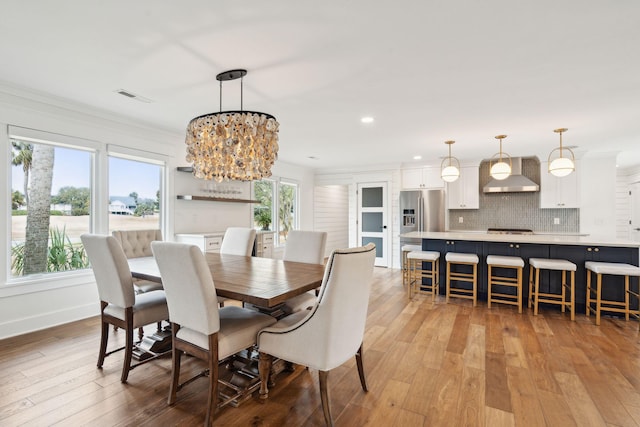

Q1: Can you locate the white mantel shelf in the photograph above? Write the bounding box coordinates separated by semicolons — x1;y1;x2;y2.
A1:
401;231;640;248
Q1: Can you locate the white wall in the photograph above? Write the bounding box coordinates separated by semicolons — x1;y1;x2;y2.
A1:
313;185;349;257
0;86;315;339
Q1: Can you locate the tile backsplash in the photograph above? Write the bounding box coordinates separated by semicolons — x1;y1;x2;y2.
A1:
448;158;579;233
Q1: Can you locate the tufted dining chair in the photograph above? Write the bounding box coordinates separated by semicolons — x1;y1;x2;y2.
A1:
219;227;256;256
281;230;328;313
151;241;277;426
257;243;376;427
112;229;164;294
81;234;169;383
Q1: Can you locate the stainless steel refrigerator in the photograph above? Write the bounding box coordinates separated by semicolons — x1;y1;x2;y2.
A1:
399;189;445;253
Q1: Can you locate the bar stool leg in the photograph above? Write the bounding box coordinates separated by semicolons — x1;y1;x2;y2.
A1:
517;266;523;314
533;267;540;316
528;267;533;309
446;262;451;304
407;258;414;299
570;270;575;321
472;263;477;307
586;269;592;316
625;275;630;321
596;273;602;326
434;260;439;302
487;265;493;309
561;270;566;314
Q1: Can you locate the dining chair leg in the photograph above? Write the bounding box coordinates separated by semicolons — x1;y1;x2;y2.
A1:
121;308;134;383
258;352;273;400
205;333;219;427
168;324;181;405
355;343;368;392
97;306;109;369
318;370;333;427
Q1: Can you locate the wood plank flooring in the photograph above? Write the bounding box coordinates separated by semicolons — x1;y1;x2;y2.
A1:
2;267;640;426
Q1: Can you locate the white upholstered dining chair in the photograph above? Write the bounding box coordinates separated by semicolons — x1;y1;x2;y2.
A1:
219;227;256;256
282;230;328;313
257;243;376;427
81;234;169;383
151;241;277;426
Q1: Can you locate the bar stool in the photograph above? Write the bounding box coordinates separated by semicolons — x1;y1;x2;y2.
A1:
402;244;422;286
486;255;524;313
585;261;640;326
445;252;479;306
407;250;440;300
528;258;576;320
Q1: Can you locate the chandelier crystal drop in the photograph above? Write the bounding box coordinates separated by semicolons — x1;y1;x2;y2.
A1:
184;69;279;182
440;140;460;183
489;135;512;180
548;128;575;177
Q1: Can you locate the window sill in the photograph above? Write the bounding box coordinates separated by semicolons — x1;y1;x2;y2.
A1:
0;269;95;298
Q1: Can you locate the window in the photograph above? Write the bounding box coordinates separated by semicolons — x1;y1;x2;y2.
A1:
6;126;167;282
253;178;299;246
10;138;93;278
108;156;163;233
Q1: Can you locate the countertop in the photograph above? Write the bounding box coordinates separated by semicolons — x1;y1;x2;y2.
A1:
400;231;640;248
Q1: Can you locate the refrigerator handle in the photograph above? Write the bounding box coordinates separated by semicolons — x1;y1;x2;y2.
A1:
418;197;423;232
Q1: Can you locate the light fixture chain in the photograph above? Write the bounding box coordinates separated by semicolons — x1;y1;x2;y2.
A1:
219;79;222;113
240;75;244;111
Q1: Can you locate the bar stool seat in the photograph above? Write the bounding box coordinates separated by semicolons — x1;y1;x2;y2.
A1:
402;244;423;287
586;261;640;326
529;258;576;320
445;252;479;306
407;250;440;300
486;255;524;313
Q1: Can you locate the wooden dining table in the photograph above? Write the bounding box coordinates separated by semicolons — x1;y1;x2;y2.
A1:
128;252;326;309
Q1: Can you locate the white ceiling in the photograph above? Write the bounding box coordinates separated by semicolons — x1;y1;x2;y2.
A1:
2;1;640;170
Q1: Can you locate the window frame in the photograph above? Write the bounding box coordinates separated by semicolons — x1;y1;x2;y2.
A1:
252;176;299;247
4;126;168;288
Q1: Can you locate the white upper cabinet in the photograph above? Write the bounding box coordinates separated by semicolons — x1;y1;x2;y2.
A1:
446;166;479;209
539;161;580;208
401;167;445;189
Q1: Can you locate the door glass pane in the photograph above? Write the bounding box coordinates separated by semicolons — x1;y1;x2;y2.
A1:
362;212;382;232
11;141;91;277
362;237;382;257
362;187;383;207
108;157;162;233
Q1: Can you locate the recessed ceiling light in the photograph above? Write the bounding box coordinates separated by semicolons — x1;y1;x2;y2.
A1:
361;117;374;124
413;155;422;160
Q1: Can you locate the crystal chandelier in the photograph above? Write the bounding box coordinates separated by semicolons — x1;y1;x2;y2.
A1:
489;134;512;180
185;69;279;182
440;140;460;182
548;128;575;177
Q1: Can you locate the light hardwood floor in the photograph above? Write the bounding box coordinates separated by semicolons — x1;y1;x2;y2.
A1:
2;268;640;426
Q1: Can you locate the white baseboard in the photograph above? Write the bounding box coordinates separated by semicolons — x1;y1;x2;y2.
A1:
0;302;98;340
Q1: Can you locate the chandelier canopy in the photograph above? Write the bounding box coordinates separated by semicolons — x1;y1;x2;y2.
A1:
185;69;279;182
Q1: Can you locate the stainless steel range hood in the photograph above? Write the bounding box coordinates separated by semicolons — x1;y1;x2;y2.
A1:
483;157;539;193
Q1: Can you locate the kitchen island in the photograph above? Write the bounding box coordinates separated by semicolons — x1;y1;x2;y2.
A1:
401;231;640;311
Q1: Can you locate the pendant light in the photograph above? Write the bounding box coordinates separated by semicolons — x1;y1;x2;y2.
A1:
548;128;575;177
440;140;460;182
489;134;512;180
184;69;279;182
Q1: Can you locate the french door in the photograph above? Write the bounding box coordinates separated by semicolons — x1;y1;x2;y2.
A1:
357;182;388;267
